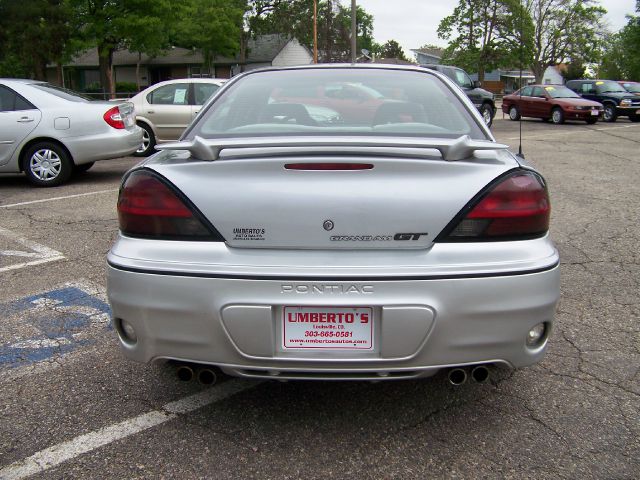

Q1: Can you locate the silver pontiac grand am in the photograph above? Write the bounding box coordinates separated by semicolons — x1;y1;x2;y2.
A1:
107;65;560;384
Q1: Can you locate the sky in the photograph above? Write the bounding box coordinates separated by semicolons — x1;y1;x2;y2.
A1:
352;0;637;59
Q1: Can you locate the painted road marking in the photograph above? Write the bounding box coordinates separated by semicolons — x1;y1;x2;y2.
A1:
507;123;640;140
0;282;111;373
0;227;64;273
0;379;260;480
0;189;118;209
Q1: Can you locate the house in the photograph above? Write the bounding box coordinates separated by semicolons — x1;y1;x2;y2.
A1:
410;47;444;65
468;69;536;94
48;34;312;92
542;64;567;85
372;58;415;65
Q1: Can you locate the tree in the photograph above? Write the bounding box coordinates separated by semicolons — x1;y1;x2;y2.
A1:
69;0;171;97
174;0;246;68
68;0;243;97
564;61;586;81
437;0;529;82
0;0;80;80
245;0;375;63
599;1;640;80
525;0;606;83
378;40;409;61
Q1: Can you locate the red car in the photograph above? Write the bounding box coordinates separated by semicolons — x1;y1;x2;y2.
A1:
502;85;603;124
619;81;640;96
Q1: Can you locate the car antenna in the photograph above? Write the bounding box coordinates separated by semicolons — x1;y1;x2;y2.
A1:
517;0;525;159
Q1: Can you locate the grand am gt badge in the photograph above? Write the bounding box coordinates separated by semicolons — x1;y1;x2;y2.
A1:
233;227;266;241
330;232;429;242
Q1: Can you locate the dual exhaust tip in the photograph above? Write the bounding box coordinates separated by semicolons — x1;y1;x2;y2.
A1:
448;365;490;385
177;363;489;386
176;364;218;385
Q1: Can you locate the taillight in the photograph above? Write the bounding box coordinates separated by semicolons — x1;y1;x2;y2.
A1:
117;170;223;240
437;171;550;241
104;106;125;129
285;163;374;170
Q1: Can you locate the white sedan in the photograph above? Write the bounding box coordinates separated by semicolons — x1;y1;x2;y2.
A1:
0;79;142;186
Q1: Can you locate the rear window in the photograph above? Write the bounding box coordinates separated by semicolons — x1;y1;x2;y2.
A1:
31;83;93;102
187;68;487;140
595;81;626;94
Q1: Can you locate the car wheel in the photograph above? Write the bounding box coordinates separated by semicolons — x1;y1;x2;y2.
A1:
551;108;565;125
586;117;598;125
74;161;95;173
603;104;617;122
23;142;73;187
479;103;494;127
134;122;156;157
508;105;520;121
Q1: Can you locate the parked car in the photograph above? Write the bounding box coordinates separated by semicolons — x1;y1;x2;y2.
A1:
107;64;559;384
502;84;603;124
619;81;640;96
420;64;496;127
0;79;141;186
129;78;226;156
566;79;640;122
273;82;386;125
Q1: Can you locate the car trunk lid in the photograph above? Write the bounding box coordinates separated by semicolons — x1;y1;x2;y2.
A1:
147;144;518;250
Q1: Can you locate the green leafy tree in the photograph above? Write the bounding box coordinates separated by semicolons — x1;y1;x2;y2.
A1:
437;0;530;82
564;61;586;81
246;0;374;62
525;0;606;83
599;1;640;80
174;0;246;68
69;0;176;97
378;40;409;61
0;0;80;80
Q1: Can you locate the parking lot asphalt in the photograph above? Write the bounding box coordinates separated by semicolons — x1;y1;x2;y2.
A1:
1;116;639;479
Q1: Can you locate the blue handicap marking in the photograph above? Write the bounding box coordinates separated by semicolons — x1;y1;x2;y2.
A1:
0;285;112;369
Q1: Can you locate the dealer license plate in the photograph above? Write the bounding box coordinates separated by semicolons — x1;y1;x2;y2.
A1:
591;109;599;116
282;306;373;350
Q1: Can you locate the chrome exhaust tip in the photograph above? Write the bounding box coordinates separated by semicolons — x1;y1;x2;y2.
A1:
448;368;467;386
197;368;217;385
471;365;490;384
176;365;194;382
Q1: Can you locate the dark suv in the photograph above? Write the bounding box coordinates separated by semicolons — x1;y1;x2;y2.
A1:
566;79;640;122
421;64;496;127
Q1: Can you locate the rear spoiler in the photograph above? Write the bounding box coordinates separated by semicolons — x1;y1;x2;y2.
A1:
156;135;509;162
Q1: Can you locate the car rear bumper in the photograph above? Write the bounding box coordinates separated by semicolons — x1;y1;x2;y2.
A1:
107;239;560;380
65;126;143;164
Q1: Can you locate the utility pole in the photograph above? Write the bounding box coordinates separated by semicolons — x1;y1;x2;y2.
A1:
351;0;356;63
313;0;318;63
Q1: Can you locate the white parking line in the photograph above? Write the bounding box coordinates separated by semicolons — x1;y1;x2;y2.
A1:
0;189;118;209
0;227;64;273
507;123;640;140
0;379;260;480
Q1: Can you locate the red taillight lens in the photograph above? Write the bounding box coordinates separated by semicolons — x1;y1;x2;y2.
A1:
439;171;550;240
117;170;221;240
104;106;125;129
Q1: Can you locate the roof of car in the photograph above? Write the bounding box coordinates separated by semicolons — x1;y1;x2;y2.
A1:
0;78;45;85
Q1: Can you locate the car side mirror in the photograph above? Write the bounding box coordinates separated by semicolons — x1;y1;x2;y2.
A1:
473;81;482;88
